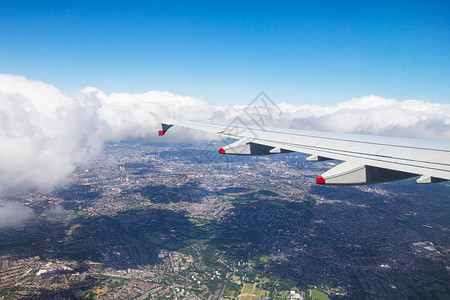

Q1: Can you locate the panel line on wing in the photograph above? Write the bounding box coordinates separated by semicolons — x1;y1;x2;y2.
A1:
190;120;450;153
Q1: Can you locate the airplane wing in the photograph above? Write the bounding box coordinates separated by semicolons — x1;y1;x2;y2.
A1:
150;112;450;185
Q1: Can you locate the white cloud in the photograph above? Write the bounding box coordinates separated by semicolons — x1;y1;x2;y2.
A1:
2;74;450;197
0;74;104;196
0;201;34;229
47;204;66;216
74;87;217;143
276;96;450;139
0;74;449;227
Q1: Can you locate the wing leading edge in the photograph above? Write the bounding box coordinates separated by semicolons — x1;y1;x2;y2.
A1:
150;112;450;185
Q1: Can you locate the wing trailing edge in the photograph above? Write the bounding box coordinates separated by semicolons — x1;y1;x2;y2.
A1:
316;161;417;185
218;139;293;155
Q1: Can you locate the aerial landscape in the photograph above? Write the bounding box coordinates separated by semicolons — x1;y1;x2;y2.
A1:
0;1;449;299
0;141;448;299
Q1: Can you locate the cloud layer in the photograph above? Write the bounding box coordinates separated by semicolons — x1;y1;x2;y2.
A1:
1;74;449;227
0;75;103;196
76;88;450;142
0;201;34;229
274;97;450;139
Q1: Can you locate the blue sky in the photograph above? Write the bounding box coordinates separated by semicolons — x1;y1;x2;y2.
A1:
1;0;449;105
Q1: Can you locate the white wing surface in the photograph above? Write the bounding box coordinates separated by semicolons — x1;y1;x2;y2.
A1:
150;112;450;185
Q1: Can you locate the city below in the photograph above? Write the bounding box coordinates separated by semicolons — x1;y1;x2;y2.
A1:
0;141;448;299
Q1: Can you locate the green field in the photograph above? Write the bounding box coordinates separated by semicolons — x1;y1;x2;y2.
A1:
308;288;329;300
74;277;129;299
242;283;254;294
45;210;89;222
